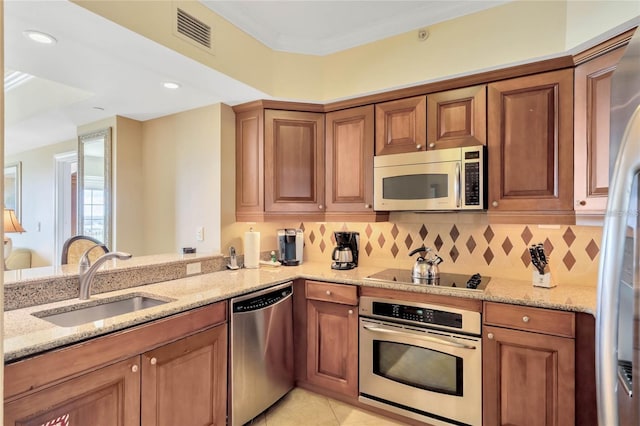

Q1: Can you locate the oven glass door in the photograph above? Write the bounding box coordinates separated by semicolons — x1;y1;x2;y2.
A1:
359;318;481;426
374;161;460;210
374;340;463;396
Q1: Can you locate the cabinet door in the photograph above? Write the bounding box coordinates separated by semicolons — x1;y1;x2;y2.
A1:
427;85;486;150
483;325;575;426
141;324;228;426
265;110;325;213
5;356;141;426
236;108;264;218
375;96;426;155
325;105;374;213
574;46;626;215
488;69;574;215
306;299;358;397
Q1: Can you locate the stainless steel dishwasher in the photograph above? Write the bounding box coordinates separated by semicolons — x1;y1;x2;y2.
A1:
230;281;294;426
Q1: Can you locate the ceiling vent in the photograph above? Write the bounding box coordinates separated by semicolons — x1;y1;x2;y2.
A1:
174;7;214;54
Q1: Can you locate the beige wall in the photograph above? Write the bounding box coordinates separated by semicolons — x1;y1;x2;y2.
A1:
141;104;224;255
5;139;77;267
74;0;639;102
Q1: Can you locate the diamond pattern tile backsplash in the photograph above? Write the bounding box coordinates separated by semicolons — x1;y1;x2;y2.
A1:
301;220;603;286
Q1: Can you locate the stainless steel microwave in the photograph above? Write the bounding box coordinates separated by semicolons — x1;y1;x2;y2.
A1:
373;146;485;211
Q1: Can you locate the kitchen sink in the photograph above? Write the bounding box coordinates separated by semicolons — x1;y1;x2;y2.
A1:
33;293;173;327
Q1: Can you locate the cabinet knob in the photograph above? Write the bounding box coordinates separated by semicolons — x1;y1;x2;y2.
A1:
364;204;371;209
578;200;587;206
348;309;353;315
131;365;139;373
326;290;331;296
429;143;435;148
318;205;324;210
492;201;499;207
150;357;157;365
487;333;494;340
416;144;422;150
522;316;530;323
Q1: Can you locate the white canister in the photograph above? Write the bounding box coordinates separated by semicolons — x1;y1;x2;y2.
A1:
244;229;260;268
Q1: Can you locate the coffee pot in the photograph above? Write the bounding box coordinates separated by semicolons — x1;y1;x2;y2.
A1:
409;245;443;284
331;231;360;270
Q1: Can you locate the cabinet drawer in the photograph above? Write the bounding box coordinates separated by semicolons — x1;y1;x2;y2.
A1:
484;302;575;338
305;281;358;305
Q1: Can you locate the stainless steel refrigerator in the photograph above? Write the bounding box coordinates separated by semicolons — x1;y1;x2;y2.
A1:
596;26;640;425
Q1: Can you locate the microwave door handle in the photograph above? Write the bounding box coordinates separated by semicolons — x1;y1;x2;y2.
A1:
455;162;461;208
363;325;476;350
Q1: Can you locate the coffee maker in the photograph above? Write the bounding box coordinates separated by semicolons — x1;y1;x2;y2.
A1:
331;231;359;270
277;229;304;266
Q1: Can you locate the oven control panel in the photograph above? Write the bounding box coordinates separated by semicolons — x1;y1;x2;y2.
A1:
372;302;462;329
359;296;481;335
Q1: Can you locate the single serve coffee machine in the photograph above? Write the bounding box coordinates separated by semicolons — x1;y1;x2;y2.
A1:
277;229;304;266
331;231;360;270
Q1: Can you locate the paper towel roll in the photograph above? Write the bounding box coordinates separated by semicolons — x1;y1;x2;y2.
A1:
244;230;260;268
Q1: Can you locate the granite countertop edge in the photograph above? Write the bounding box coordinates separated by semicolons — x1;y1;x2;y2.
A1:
4;262;597;362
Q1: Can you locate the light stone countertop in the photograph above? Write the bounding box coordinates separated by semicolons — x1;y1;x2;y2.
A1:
3;261;597;362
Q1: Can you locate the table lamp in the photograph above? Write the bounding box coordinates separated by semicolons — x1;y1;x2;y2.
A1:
4;209;25;259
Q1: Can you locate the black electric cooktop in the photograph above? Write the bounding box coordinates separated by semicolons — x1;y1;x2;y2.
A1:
365;268;490;291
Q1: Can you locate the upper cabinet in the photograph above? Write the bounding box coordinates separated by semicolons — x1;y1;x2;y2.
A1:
325;105;387;221
427;85;487;150
264;110;325;215
574;46;627;219
487;69;575;224
375;96;426;155
235;104;387;222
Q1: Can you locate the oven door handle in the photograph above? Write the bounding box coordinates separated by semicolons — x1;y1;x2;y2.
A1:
363;325;476;350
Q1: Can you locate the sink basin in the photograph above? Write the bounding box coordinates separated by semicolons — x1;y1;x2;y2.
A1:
33;294;173;327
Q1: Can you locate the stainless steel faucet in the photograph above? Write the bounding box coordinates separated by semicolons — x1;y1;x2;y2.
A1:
78;245;132;300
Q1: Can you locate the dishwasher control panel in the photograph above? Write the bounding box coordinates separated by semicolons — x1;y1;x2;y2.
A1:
233;286;292;313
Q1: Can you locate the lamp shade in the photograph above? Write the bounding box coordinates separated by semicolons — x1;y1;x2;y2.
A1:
4;209;25;233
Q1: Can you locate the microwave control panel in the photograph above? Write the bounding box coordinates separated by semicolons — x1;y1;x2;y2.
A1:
462;147;484;209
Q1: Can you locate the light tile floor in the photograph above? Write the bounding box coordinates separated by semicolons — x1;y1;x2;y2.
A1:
244;388;410;426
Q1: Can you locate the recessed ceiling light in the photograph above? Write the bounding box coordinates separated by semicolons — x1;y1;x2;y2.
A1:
23;30;57;45
163;82;181;90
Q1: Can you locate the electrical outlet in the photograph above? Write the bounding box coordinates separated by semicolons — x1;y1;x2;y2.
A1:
186;262;201;275
196;226;204;241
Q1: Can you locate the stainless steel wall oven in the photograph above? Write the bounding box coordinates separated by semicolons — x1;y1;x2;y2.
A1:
359;296;482;426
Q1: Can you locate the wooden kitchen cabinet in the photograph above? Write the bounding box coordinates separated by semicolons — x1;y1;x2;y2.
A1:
325;105;387;221
141;324;227;426
487;69;575;224
4;302;228;426
5;356;141;426
426;85;486;150
265;109;325;214
574;46;626;219
375;96;427;155
483;302;575;426
304;280;358;397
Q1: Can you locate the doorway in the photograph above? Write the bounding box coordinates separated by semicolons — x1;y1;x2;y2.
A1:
54;151;77;265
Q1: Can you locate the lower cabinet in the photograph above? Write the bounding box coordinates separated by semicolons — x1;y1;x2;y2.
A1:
4;303;228;426
483;302;576;426
304;280;359;397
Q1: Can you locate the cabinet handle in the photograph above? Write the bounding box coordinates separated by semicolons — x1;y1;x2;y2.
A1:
326;290;332;296
522;316;530;323
416;144;422;150
492;201;499;207
578;200;587;206
429;143;435;148
364;204;371;209
131;365;139;373
150;357;157;365
487;333;494;340
348;309;353;315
